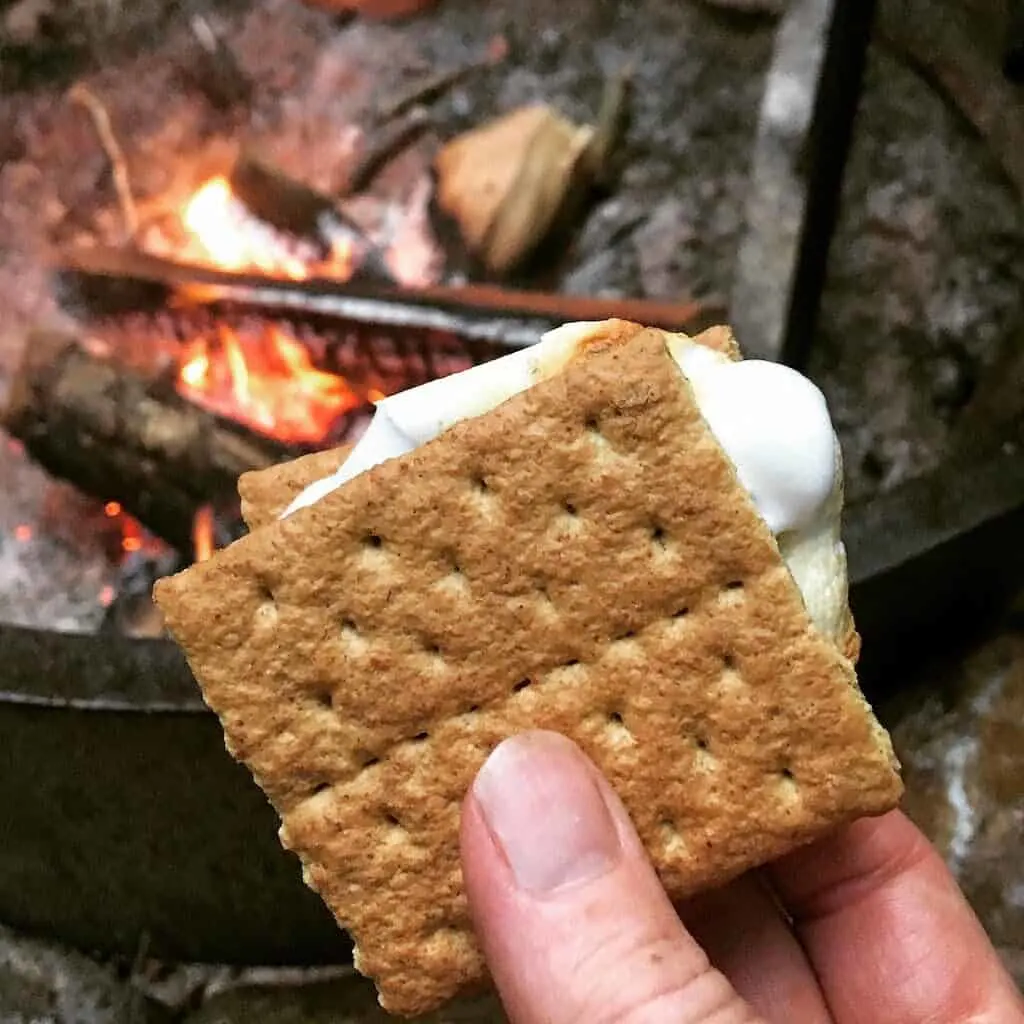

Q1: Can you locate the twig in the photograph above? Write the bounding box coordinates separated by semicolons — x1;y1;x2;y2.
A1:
68;83;138;241
338;107;433;196
377;57;491;123
122;930;150;1024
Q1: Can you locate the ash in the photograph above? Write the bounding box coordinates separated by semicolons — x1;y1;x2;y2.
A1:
0;442;118;631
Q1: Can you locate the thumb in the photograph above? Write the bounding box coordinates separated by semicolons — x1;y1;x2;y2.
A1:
460;731;765;1024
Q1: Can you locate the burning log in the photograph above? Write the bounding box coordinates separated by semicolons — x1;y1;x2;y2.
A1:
1;329;298;554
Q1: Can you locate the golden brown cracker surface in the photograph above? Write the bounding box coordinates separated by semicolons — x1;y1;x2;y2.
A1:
156;329;900;1016
239;446;351;530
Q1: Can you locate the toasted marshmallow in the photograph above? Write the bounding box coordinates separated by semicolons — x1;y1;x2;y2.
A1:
282;323;847;642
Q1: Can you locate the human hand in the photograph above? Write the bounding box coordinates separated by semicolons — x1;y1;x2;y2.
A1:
460;730;1024;1023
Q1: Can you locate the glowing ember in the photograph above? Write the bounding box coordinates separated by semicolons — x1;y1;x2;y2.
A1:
182;176;354;280
14;524;32;542
99;585;115;607
99;500;167;568
120;516;145;554
177;324;361;445
192;505;215;563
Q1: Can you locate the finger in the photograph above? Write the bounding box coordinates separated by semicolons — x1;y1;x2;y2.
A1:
680;872;832;1023
461;731;765;1024
769;809;1024;1023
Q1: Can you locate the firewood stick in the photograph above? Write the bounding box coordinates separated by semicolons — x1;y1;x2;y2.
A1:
56;246;721;341
227;151;397;285
376;52;497;123
1;329;296;553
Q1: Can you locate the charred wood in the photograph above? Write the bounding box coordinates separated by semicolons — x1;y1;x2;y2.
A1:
1;329;297;554
227;152;397;284
184;12;253;111
56;246;719;346
337;107;433;197
375;55;495;123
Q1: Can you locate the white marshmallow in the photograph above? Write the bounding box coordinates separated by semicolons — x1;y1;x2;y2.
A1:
668;341;837;535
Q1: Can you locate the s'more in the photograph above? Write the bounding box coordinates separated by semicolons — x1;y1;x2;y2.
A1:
154;319;902;1017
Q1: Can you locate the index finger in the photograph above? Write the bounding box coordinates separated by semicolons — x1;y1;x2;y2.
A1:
768;809;1024;1023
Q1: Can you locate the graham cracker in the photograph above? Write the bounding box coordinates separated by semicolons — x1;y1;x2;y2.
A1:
155;327;901;1017
236;323;741;532
235;324;860;664
239;446;352;531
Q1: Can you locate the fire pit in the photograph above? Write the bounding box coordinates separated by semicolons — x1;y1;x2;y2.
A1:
2;0;1023;984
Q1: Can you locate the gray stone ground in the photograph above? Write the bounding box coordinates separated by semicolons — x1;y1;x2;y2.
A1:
809;43;1024;505
0;929;505;1023
0;924;169;1024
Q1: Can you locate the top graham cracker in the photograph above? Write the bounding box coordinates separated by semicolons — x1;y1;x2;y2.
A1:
239;445;350;531
155;327;901;1017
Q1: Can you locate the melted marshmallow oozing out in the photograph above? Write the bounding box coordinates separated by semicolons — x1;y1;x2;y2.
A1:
282;323;848;641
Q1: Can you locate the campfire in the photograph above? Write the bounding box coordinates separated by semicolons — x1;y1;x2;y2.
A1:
2;167;481;627
1;71;706;636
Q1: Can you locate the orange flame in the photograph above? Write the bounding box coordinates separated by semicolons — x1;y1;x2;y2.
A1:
177;324;361;445
175;177;366;444
192;505;215;563
181;176;354;280
165;175;374;563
